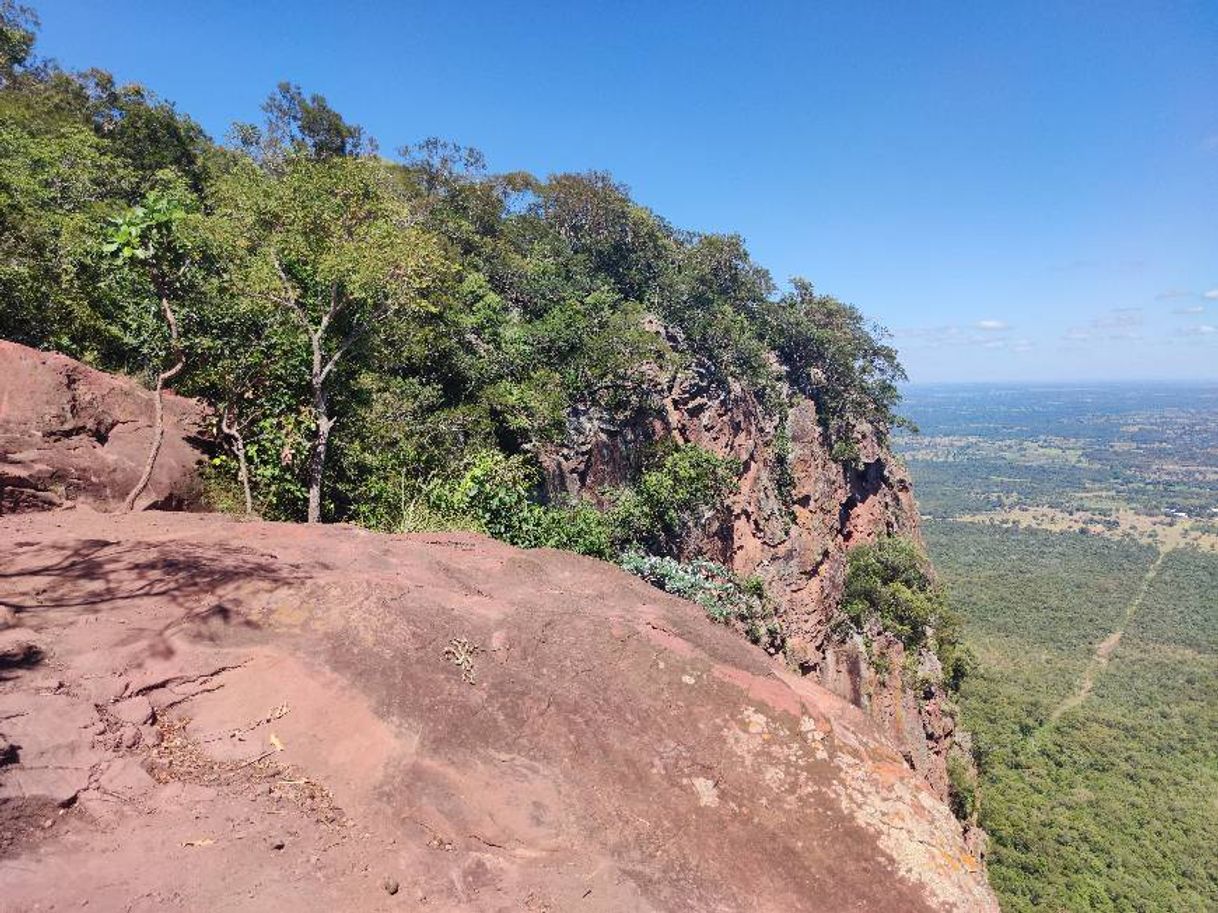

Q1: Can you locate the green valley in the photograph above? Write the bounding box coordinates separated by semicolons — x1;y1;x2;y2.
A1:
900;385;1218;912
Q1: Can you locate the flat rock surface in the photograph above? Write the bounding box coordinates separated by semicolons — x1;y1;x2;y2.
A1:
0;510;997;912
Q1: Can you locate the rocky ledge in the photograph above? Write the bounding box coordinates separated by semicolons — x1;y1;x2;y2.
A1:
0;510;997;912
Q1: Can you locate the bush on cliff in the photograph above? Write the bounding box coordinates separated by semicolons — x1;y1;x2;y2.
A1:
391;444;737;563
840;534;970;685
619;553;783;653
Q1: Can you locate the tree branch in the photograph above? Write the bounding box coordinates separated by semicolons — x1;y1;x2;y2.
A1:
318;281;341;336
319;302;389;383
272;253;308;327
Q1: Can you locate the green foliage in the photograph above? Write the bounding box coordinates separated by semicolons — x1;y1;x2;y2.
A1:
929;520;1218;912
829;439;861;464
1;11;912;532
197;457;251;515
771;421;796;526
946;751;979;822
397;444;734;563
619;553;783;652
897;384;1218;908
841;535;962;673
383;450;614;556
427;451;552;546
103;188;189;264
232;81;373;164
759;278;909;445
75;70;209;190
0;109;132;354
0;1;38;82
609;443;739;556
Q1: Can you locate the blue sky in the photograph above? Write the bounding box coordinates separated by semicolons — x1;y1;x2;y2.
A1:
30;1;1218;382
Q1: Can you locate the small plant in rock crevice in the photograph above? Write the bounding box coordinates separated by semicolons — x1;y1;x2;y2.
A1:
443;637;481;684
835;534;970;690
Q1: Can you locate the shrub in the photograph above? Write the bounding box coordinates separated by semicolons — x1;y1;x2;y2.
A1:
840;535;966;686
608;443;739;555
620;553;783;653
395;443;738;562
758;278;910;445
434;450;540;542
771;422;795;523
414;451;614;557
422;450;549;546
830;439;861;465
534;500;614;559
946;752;980;822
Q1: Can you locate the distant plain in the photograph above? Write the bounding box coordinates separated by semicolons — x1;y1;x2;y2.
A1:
898;383;1218;912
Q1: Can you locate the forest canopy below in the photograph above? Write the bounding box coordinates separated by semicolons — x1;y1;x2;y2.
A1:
0;3;907;543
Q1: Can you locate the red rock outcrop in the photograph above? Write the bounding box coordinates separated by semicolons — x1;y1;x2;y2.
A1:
541;345;969;810
0;509;998;912
0;340;209;514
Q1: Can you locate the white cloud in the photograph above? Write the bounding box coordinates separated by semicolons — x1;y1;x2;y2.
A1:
1093;307;1142;329
1204;289;1218;300
1176;324;1217;338
1062;308;1144;344
1155;289;1194;300
1173;305;1205;315
894;322;1023;350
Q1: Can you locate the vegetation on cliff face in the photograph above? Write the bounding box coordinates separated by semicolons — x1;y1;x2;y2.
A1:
0;5;905;539
619;553;783;653
839;535;972;689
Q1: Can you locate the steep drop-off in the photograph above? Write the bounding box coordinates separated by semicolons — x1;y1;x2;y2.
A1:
0;344;996;910
542;335;970;813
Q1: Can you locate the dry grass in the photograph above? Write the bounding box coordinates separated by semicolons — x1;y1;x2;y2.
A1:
958;505;1218;553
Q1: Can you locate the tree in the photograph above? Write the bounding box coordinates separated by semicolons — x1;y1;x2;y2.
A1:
75;69;208;190
230;82;373;167
103;188;198;510
183;285;293;517
840;535;961;667
760;278;909;445
398;136;486;195
214;154;449;522
0;1;37;85
0;104;135;353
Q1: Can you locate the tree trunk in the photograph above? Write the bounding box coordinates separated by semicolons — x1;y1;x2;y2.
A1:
306;408;333;524
305;346;332;524
221;406;254;514
123;293;183;512
233;431;254;515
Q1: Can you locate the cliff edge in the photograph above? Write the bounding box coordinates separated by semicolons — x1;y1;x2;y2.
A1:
542;337;968;808
0;509;996;912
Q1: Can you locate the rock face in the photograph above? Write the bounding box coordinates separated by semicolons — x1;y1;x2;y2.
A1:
0;340;209;514
0;510;997;912
541;349;964;804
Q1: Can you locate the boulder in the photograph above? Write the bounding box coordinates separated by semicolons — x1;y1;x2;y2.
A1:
0;340;209;513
